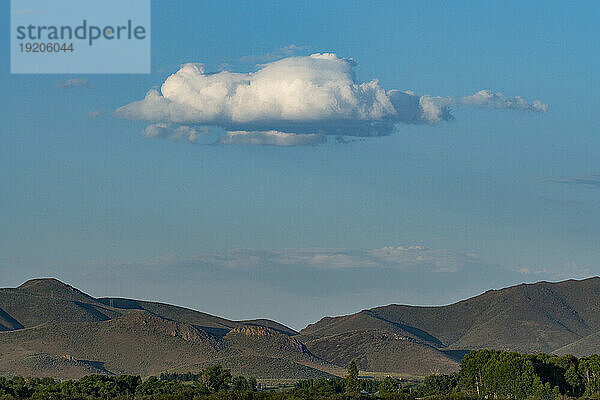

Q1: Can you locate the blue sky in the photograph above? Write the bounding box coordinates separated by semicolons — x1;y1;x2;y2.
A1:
2;1;600;329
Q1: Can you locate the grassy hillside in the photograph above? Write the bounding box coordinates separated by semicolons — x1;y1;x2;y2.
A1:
552;330;600;356
303;329;459;376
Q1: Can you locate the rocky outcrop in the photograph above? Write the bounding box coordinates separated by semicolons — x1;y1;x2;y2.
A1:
229;326;308;354
117;311;222;348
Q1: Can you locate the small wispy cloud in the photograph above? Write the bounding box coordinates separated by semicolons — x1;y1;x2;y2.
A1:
92;245;512;297
143;123;206;142
124;246;482;273
516;261;592;280
217;130;325;146
85;110;102;118
239;44;308;64
545;175;600;189
462;90;548;112
55;78;91;89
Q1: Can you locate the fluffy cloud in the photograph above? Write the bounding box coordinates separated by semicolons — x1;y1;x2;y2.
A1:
116;53;547;145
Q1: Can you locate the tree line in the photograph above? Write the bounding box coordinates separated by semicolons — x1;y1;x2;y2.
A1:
456;350;600;399
0;365;257;400
3;351;600;399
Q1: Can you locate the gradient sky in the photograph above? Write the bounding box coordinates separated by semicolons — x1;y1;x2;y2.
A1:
2;1;600;329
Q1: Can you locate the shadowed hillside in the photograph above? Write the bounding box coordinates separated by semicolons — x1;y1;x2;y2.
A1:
300;278;600;363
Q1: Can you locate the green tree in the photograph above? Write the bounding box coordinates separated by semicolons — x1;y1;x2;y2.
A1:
199;365;232;393
345;361;360;394
565;365;580;395
247;377;258;392
231;376;248;391
379;376;398;396
419;373;457;396
458;349;495;395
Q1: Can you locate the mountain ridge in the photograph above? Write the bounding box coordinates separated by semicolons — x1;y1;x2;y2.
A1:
2;277;600;379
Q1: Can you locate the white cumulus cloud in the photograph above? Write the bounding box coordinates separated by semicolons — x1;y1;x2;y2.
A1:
116;53;547;146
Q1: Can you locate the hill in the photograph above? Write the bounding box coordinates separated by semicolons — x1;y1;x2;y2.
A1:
3;277;600;379
0;279;327;379
300;278;600;371
0;279;121;329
